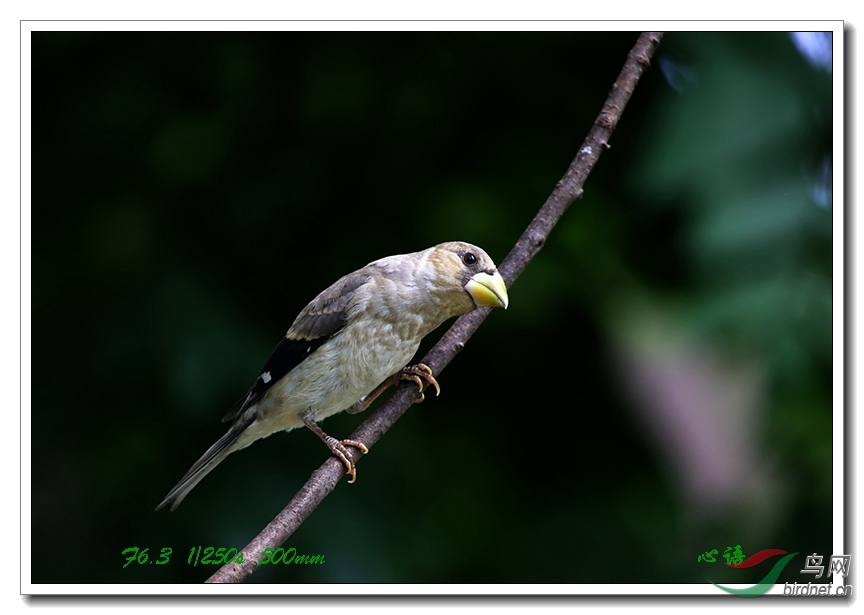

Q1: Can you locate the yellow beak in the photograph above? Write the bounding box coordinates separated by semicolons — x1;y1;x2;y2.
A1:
465;270;509;309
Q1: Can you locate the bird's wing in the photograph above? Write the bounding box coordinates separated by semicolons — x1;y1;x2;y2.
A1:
221;270;374;423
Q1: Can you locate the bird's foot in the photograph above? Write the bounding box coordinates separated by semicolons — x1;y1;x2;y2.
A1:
324;436;368;483
398;363;441;403
302;411;368;482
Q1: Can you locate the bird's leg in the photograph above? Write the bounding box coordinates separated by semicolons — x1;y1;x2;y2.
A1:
301;411;368;483
345;363;441;415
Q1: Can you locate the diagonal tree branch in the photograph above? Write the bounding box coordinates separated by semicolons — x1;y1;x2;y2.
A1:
206;31;663;584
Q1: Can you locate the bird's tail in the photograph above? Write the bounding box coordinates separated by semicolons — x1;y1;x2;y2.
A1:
156;416;253;512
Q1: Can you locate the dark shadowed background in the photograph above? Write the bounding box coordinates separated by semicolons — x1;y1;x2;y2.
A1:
30;30;833;585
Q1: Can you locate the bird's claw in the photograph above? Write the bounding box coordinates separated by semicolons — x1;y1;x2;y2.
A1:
398;363;441;403
325;437;368;483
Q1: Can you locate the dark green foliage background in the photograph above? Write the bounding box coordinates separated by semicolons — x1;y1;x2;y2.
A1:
31;31;833;585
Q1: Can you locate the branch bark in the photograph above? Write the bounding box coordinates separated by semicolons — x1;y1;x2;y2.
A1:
206;31;663;584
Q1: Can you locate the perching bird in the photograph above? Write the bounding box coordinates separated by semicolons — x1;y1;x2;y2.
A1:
157;241;509;511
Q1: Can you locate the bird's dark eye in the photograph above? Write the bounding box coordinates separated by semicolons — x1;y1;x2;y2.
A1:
462;252;477;266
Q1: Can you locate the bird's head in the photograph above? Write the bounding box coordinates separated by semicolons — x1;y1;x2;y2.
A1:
427;241;509;312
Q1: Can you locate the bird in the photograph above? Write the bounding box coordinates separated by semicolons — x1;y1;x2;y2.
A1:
156;241;509;511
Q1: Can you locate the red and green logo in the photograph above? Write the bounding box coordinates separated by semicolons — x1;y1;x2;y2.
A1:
708;549;799;597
